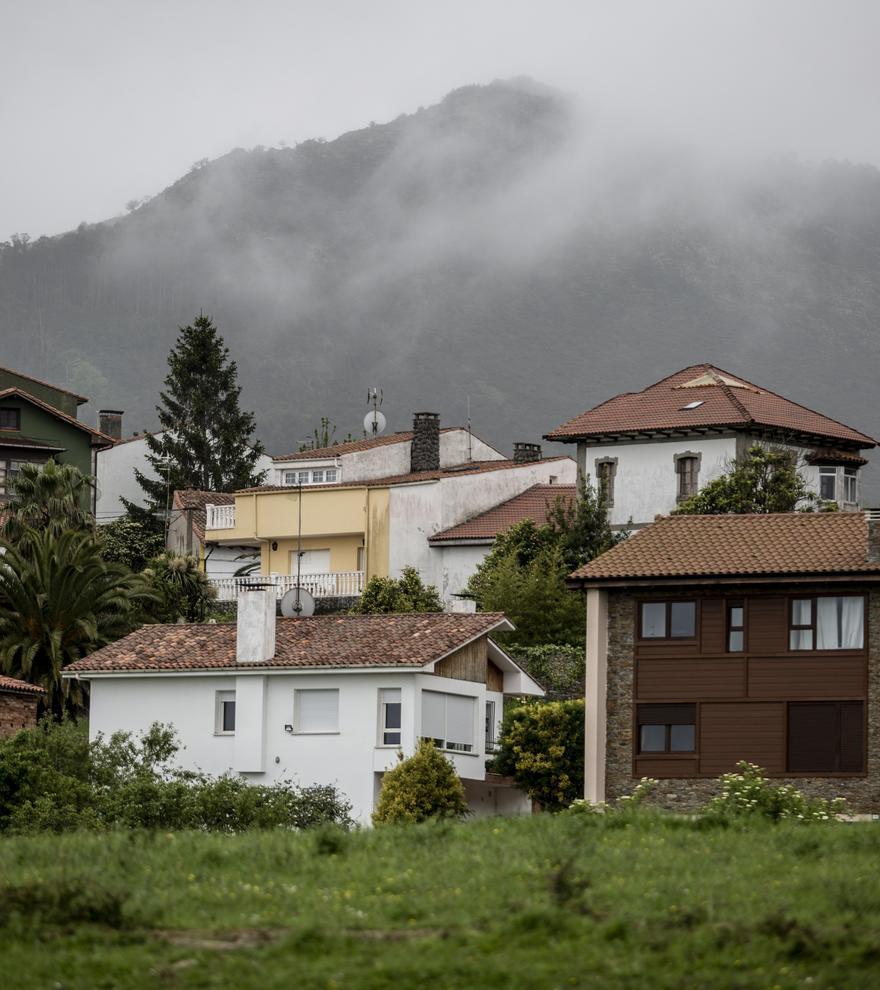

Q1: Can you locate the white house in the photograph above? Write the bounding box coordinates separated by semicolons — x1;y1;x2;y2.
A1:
545;364;876;528
64;588;544;823
166;490;259;580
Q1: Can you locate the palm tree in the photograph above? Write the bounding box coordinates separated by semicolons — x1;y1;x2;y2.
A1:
0;528;151;716
2;460;95;541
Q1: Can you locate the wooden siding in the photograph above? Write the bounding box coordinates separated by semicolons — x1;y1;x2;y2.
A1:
699;702;785;775
700;598;726;654
434;637;487;684
748;656;866;699
487;660;504;693
635;757;699;779
637;657;745;699
747;597;788;654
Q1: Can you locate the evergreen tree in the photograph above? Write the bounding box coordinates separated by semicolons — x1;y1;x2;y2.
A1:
127;314;266;518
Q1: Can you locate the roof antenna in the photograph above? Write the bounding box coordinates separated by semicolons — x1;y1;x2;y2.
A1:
466;395;472;462
364;386;387;437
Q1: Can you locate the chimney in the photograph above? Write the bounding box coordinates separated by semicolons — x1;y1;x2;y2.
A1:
867;509;880;564
513;442;542;464
236;585;276;663
411;412;440;473
98;409;124;441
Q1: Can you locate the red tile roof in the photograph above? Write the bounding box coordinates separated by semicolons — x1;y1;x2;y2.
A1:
274;427;475;462
570;512;880;584
429;484;577;543
0;387;116;448
172;490;235;542
805;448;869;467
236;456;574;495
0;675;45;696
545;365;875;447
65;612;509;674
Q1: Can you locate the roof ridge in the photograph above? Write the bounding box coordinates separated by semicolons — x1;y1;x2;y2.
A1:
0;386;115;446
0;364;89;403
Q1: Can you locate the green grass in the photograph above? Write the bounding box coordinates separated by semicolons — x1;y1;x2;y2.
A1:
2;814;880;989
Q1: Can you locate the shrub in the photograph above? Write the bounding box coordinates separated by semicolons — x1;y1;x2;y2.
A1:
491;699;584;811
372;739;469;825
506;644;584;699
351;566;443;614
704;762;848;823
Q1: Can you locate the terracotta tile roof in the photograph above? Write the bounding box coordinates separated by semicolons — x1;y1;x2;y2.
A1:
236;456;574;495
0;387;116;448
65;612;509;674
429;484;577;543
805;448;869;467
274;427;468;462
571;512;880;583
0;364;88;404
545;364;876;447
0;675;45;695
172;490;235;542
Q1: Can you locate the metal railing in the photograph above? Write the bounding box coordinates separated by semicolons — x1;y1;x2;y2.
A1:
206;503;236;530
209;571;365;602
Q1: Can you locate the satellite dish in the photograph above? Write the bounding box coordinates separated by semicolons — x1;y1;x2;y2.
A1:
363;410;387;436
280;587;315;618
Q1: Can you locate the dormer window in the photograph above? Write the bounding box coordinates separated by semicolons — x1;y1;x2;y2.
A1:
680;400;704;410
281;465;339;486
0;408;20;430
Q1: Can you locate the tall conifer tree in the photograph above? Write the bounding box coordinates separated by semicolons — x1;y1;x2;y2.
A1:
127;314;266;518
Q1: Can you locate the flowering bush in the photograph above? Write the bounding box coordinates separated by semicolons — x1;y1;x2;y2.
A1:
566;777;658;817
705;762;847;823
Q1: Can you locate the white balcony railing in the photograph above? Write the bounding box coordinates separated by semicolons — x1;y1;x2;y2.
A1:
206;503;236;530
209;572;365;603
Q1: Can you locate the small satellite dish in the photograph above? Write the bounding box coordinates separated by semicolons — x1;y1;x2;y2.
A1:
281;588;315;619
363;410;387;436
280;587;315;618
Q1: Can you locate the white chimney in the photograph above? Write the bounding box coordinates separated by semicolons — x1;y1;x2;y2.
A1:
236;585;276;663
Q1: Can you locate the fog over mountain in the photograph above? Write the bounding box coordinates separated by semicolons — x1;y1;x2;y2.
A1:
2;79;879;493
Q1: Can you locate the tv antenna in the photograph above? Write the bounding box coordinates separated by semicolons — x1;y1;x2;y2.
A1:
364;386;386;437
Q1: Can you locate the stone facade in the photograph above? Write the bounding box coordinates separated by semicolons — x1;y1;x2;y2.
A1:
0;690;42;738
604;589;880;813
411;412;440;473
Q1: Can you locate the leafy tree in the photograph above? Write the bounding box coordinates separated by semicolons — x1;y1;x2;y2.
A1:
673;444;819;515
492;699;585;811
464;519;558;608
547;477;626;572
0;529;150;717
351;566;443;614
372;739;469;825
1;461;94;541
506;644;584;700
98;516;165;572
141;552;216;623
127;314;266;519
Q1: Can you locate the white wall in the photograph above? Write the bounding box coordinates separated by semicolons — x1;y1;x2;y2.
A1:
204;544;259;579
84;667;516;824
96;436;157;521
432;544;491;601
580;436;738;527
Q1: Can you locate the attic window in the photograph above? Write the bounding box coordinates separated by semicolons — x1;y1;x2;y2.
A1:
680;401;704;410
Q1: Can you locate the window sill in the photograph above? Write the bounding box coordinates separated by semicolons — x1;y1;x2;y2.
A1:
214;731;235;737
291;730;341;736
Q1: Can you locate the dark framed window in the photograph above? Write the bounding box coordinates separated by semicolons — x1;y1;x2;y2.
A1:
595;459;616;506
789;596;864;651
637;704;696;753
640;601;697;639
788;701;864;773
379;688;401;746
728;602;745;652
843;468;858;504
0;408;20;430
818;467;837;501
676;456;699;501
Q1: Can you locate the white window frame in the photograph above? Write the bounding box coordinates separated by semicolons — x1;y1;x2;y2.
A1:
420;690;477;755
378;688;402;747
293;688;340;734
843;468;858;504
485;700;497;752
325;468;338;483
818;466;837;501
214;690;236;735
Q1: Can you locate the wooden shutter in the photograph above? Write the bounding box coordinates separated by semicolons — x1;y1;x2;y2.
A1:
839;701;865;772
788;702;838;772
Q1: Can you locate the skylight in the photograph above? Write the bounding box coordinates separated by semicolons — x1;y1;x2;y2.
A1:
681;400;705;410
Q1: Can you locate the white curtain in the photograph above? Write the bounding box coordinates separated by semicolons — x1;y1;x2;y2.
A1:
841;596;864;649
816;596;864;650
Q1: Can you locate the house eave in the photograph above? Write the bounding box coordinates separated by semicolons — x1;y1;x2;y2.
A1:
567;571;880;590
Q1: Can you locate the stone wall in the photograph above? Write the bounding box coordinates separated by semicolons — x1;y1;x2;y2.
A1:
0;691;41;738
604;589;880;813
411;412;440;473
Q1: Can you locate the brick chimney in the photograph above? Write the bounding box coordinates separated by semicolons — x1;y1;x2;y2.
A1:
236;585;276;663
98;409;124;441
513;442;542;464
867;509;880;564
411;412;440;473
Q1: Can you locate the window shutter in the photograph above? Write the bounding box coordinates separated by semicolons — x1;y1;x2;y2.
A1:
839;701;865;772
788;703;838;772
446;695;475;750
421;691;446;743
296;689;339;733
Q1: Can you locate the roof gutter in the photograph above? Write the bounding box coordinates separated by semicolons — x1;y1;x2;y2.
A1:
567;570;880;590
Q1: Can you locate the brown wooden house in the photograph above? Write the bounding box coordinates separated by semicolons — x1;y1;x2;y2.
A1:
570;511;880;812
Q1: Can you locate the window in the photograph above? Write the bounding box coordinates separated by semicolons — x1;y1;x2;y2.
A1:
819;467;836;501
283;470;298;485
312;470;324;483
0;458;35;496
788;701;864;772
640;601;697;639
421;691;475;753
676;456;699;501
637;704;696;753
595;459;616;506
325;468;338;483
294;689;339;733
215;691;236;734
379;688;401;746
680;400;705;410
485;700;497;751
728;602;744;652
843;468;858;504
0;408;20;430
789;596;864;651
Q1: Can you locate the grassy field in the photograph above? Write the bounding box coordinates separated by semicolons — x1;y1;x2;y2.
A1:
2;814;879;989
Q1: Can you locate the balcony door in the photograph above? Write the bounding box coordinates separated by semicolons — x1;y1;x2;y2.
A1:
290;549;331;575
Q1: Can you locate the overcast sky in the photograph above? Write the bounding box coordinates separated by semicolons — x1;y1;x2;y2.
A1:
3;0;879;238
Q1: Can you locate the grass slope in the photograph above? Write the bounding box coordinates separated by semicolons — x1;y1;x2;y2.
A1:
2;814;879;989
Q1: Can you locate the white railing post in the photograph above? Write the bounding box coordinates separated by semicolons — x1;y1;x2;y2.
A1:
209;570;366;601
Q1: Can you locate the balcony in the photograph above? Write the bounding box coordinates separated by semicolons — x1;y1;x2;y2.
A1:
209;572;365;603
206;503;236;530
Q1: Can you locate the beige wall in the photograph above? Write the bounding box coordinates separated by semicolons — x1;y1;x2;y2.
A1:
262;535;363;574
